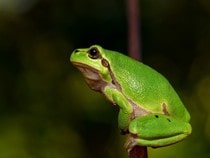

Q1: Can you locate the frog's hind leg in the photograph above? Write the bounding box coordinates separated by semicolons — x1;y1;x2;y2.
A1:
125;114;191;151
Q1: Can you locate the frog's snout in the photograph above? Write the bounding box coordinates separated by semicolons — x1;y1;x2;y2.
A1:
70;49;79;62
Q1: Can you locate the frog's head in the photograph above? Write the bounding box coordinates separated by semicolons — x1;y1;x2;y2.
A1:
70;45;112;91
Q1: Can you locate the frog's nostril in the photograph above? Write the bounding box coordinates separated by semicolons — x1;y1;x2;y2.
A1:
74;49;79;53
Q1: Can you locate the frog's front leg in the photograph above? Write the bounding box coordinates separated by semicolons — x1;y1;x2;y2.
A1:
104;86;133;133
125;114;192;152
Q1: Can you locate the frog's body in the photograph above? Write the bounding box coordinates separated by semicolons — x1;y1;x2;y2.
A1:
100;50;190;121
70;45;191;152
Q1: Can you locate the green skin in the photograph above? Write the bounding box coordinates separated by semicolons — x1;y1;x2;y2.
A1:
70;45;192;152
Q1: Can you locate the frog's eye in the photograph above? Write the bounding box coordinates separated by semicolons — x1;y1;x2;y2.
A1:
88;47;100;59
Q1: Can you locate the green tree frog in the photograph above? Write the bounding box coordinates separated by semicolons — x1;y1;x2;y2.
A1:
70;45;192;152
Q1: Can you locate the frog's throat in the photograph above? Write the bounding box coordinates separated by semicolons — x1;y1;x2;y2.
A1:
71;62;107;91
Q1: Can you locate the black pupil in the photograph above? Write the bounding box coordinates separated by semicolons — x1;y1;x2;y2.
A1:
89;48;99;59
90;48;97;56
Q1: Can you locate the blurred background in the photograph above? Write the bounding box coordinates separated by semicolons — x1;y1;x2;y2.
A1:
0;0;210;157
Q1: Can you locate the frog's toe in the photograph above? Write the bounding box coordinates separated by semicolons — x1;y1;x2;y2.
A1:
124;134;138;153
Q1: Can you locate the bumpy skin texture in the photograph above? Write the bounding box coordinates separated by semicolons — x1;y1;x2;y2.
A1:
70;45;192;151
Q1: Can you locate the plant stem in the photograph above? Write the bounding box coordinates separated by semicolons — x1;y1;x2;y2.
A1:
127;0;142;61
126;0;148;157
129;146;148;158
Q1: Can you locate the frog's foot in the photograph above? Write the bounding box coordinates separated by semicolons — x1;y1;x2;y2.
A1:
124;134;139;153
128;114;192;147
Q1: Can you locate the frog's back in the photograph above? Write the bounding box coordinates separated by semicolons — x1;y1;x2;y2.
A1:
104;49;190;122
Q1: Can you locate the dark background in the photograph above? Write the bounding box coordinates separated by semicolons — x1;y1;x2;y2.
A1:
0;0;210;157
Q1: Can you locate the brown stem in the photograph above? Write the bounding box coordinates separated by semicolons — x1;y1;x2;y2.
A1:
129;146;148;158
127;0;142;61
126;0;147;158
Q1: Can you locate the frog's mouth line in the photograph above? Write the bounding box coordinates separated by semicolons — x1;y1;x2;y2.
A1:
71;62;106;91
